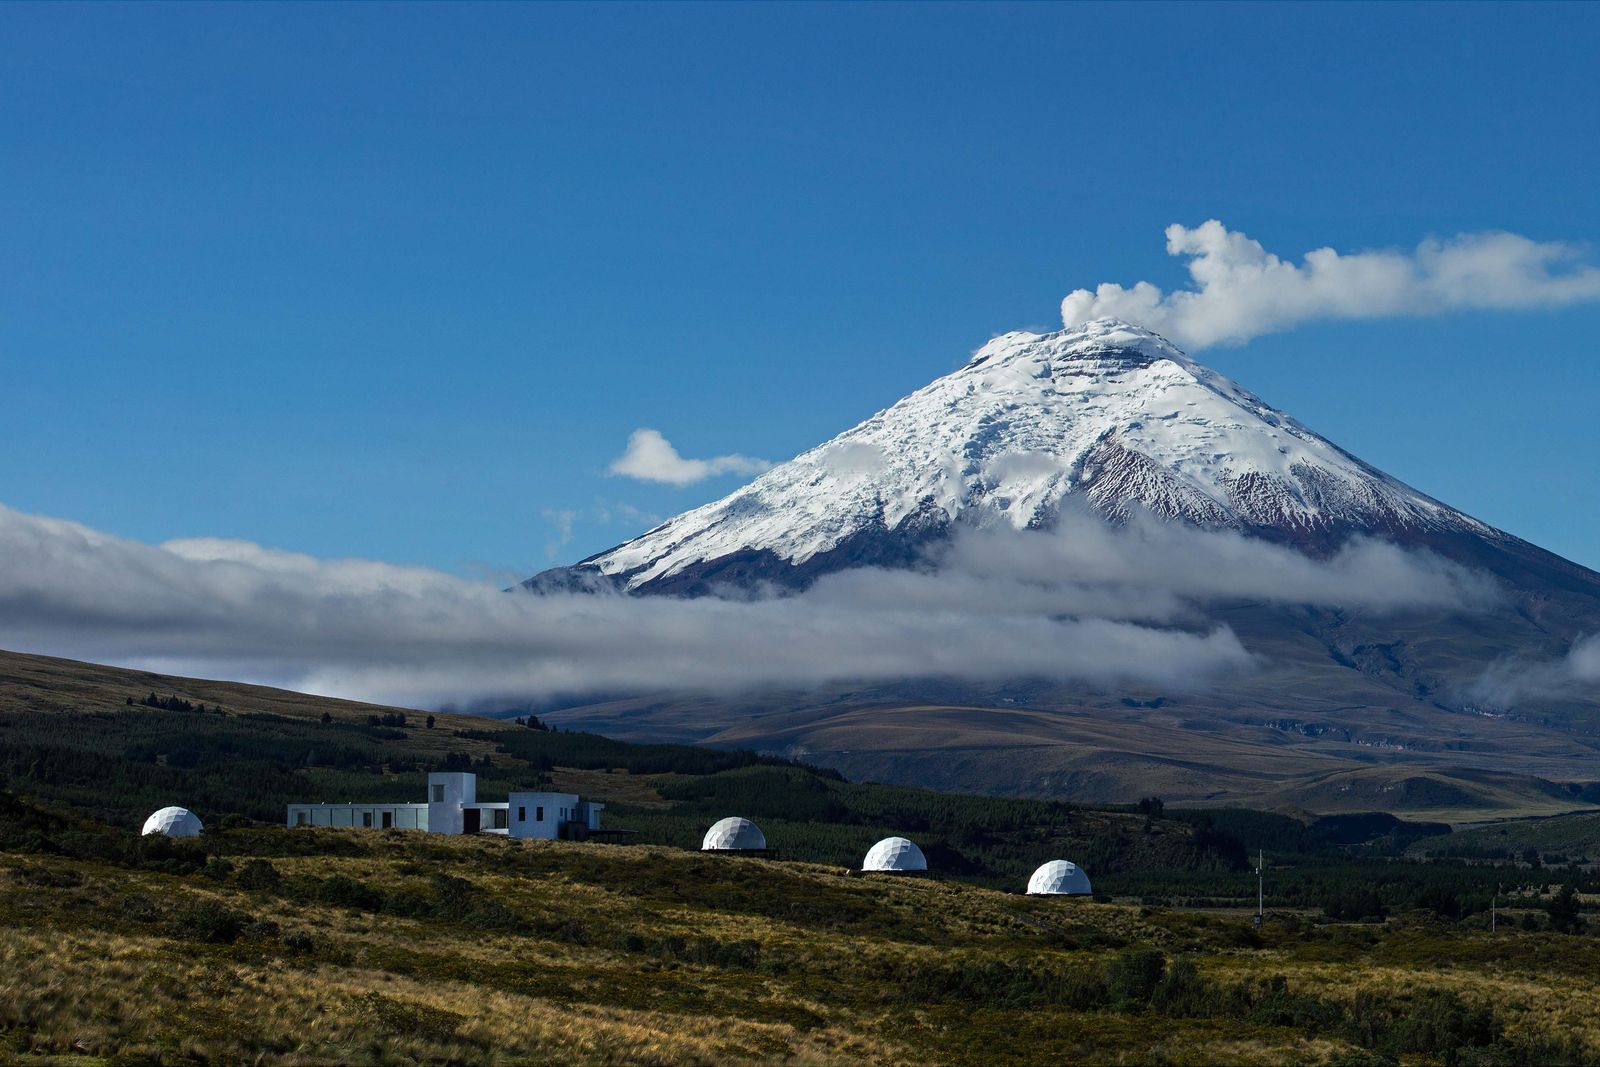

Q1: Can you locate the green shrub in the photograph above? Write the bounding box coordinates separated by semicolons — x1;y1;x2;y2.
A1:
1546;884;1584;934
1387;989;1498;1058
169;902;249;943
241;918;281;941
346;993;472;1046
1106;949;1166;1009
11;864;84;889
380;884;434;918
1325;1051;1397;1067
315;874;383;911
236;858;281;891
1237;976;1344;1031
1149;956;1209;1017
1506;1025;1593;1066
116;892;162;925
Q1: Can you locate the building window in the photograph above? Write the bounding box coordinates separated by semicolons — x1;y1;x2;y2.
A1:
492;809;508;829
432;784;445;802
536;806;544;821
362;812;373;828
517;806;526;821
295;812;308;827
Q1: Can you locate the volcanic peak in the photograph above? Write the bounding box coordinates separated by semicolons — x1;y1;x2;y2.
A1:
532;319;1493;594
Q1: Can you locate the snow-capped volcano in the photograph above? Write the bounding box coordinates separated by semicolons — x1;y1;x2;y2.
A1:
524;319;1600;810
532;319;1495;595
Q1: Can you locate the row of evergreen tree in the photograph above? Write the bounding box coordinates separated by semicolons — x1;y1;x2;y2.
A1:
127;693;224;715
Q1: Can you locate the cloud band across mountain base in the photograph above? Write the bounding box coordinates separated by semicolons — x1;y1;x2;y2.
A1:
0;501;1501;710
1061;221;1600;349
810;511;1502;623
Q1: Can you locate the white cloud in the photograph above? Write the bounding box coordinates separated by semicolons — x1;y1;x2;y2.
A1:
0;502;1253;707
806;508;1501;624
592;498;659;528
941;510;1502;616
1470;632;1600;707
1572;634;1600;682
608;428;771;486
541;508;576;559
1061;220;1600;348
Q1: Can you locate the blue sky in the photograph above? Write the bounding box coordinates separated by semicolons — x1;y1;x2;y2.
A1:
3;1;1599;575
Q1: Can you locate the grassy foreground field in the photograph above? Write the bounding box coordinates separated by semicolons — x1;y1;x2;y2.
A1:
5;647;1600;1063
2;806;1598;1067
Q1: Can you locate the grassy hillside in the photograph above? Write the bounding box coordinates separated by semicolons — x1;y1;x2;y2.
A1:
0;648;1249;888
3;646;1596;916
2;796;1598;1066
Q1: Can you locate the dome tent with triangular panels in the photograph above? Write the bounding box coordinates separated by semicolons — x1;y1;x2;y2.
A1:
1026;859;1092;896
142;806;203;838
701;816;768;852
862;836;927;873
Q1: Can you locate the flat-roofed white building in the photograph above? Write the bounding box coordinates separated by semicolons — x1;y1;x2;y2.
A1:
287;772;603;840
287;801;431;831
507;791;601;840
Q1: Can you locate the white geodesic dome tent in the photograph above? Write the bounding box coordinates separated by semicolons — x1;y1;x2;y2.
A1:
862;836;927;872
142;806;203;838
701;816;768;851
1026;859;1092;896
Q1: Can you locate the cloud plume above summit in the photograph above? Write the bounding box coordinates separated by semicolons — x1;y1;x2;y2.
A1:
1061;221;1600;348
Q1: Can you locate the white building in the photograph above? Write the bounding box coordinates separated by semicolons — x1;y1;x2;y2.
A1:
1026;859;1092;896
287;771;603;841
701;816;768;852
862;836;927;872
142;806;203;838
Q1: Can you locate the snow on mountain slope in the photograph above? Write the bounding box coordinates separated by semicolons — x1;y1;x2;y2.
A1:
541;319;1496;593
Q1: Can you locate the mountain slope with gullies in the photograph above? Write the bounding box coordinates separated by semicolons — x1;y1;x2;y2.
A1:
524;320;1600;814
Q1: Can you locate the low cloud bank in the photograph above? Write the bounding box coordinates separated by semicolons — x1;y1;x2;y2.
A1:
609;428;771;486
0;501;1500;710
1470;633;1600;708
1062;221;1600;348
0;503;1249;706
811;511;1502;623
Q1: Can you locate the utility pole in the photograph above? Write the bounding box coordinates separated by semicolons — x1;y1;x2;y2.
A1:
1254;849;1264;929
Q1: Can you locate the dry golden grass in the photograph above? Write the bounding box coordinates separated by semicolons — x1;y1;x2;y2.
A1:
4;829;1599;1065
0;925;899;1065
